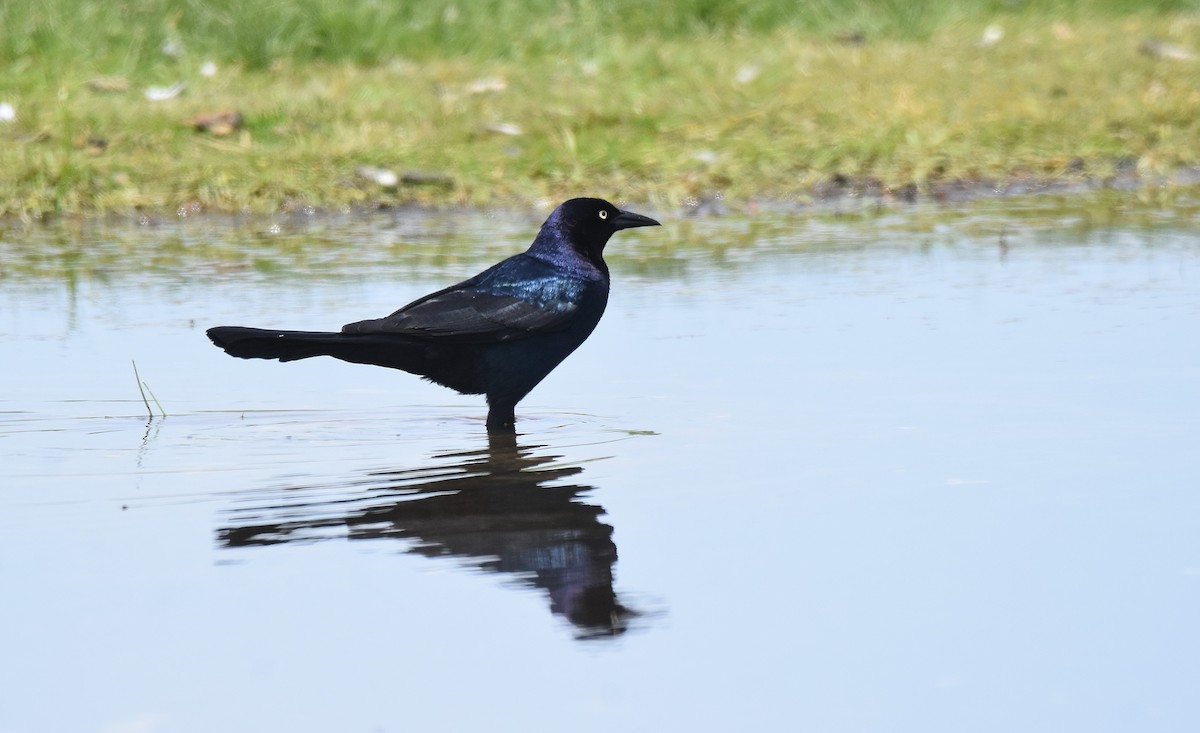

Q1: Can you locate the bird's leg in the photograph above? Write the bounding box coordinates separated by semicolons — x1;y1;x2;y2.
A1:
485;398;517;433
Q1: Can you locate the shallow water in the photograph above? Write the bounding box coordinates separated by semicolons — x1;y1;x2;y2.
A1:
2;200;1199;732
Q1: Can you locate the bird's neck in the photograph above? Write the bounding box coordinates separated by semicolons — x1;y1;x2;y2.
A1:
526;228;607;281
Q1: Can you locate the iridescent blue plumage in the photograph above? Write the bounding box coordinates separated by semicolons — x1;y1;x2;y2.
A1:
207;198;660;431
475;256;592;309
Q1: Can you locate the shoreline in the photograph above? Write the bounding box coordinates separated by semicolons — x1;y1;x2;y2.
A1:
7;166;1199;226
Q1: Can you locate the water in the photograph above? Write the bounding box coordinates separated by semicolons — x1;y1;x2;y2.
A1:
2;200;1199;732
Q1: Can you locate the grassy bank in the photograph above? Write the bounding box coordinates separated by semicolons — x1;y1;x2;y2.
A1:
2;1;1200;216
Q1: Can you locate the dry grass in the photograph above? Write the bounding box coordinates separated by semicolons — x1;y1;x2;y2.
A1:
2;3;1199;216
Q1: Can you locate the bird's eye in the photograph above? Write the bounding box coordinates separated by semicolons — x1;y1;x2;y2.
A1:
599;210;608;220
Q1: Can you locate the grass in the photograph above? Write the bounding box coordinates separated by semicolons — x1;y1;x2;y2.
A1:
2;1;1200;216
132;360;167;418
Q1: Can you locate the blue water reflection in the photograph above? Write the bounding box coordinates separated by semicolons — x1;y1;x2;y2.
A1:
220;431;635;639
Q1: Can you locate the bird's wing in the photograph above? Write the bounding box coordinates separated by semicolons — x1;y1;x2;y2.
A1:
341;255;592;343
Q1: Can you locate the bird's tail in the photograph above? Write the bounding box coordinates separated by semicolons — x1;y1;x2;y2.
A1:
207;326;351;362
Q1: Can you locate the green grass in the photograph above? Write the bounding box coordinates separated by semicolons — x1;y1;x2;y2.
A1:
2;1;1200;216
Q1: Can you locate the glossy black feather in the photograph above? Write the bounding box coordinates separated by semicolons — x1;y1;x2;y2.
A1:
340;254;588;343
207;198;659;431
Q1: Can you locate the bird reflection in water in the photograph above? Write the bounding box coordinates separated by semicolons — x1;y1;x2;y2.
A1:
219;431;635;639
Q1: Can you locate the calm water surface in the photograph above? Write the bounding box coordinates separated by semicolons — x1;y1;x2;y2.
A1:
2;200;1198;732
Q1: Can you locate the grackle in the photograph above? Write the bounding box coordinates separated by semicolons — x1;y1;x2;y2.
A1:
207;198;660;431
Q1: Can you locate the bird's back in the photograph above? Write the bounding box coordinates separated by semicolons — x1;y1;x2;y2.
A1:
342;253;607;344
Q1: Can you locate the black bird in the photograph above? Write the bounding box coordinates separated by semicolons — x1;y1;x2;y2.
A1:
207;198;660;431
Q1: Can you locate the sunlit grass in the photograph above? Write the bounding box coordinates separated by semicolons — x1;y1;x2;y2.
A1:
2;1;1199;216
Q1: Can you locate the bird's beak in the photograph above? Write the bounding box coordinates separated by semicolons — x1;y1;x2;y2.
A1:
613;209;661;230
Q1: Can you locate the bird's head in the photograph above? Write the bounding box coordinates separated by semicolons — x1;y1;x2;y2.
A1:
531;198;660;273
